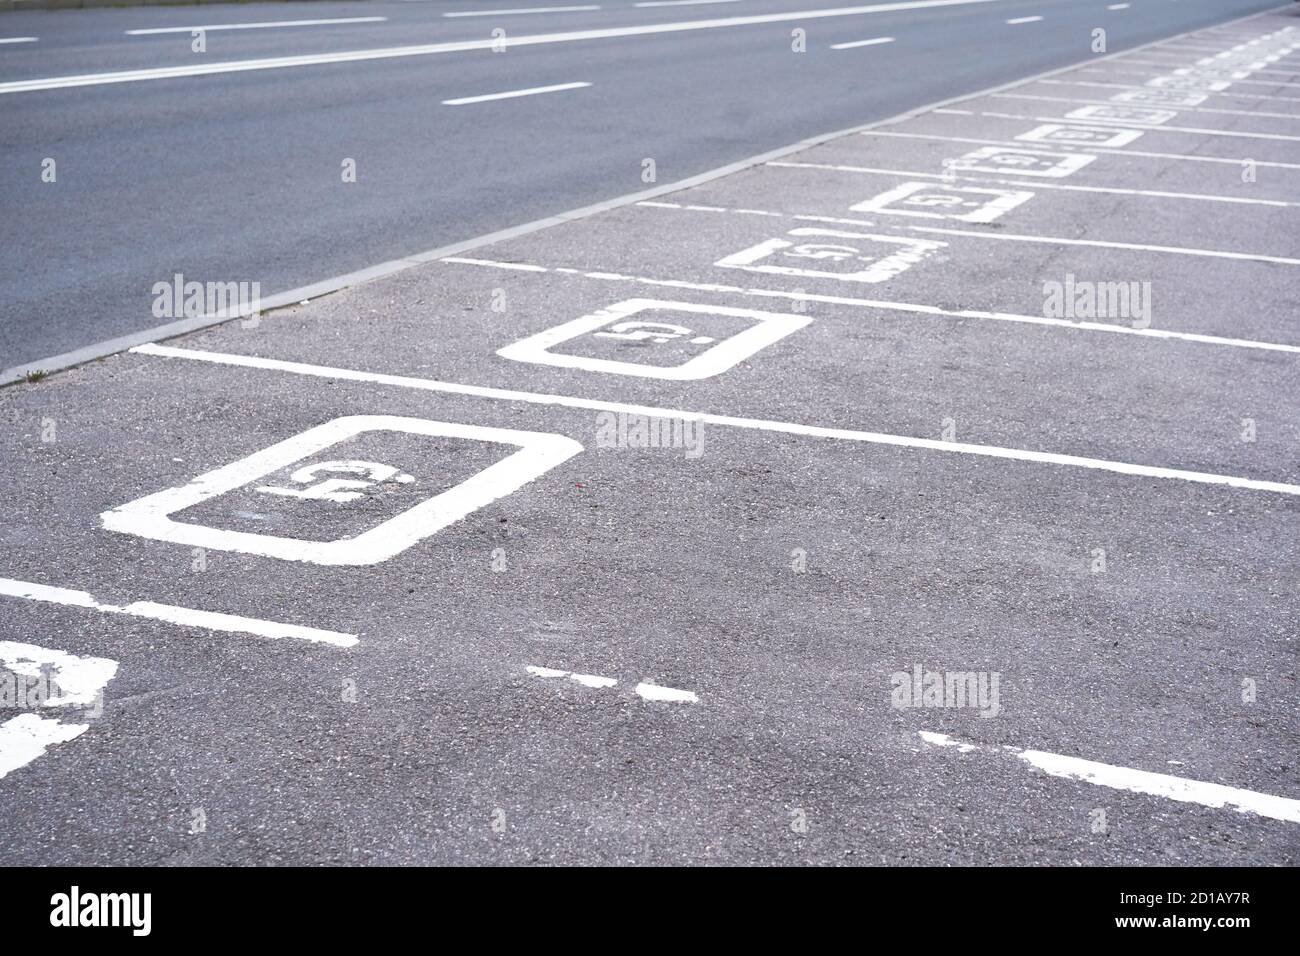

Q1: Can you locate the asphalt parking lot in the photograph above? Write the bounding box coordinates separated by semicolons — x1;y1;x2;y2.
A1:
1;7;1297;865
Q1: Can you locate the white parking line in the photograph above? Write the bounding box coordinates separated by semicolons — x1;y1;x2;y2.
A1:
861;130;1300;169
0;576;358;647
126;17;388;35
133;343;1300;498
636;196;1300;266
443;5;601;15
767;159;1300;207
443;81;591;105
935;106;1300;141
830;35;895;49
1040;78;1300;103
0;0;1011;95
920;732;1300;825
1005;16;1042;24
449;250;1300;355
994;92;1300;121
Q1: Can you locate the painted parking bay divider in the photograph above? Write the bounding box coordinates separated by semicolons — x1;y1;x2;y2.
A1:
101;415;582;565
496;298;810;380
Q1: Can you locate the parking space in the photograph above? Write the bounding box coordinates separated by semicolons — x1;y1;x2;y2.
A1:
2;6;1297;864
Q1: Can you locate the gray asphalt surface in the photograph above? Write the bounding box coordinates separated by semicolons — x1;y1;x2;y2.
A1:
0;0;1286;367
0;3;1298;866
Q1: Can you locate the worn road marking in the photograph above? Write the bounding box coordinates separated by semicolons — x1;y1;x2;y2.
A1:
0;576;358;647
528;666;697;701
133;344;1300;498
920;732;1300;825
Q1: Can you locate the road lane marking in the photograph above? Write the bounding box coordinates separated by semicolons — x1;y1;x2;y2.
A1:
636;682;700;703
527;665;619;688
0;0;1013;94
497;298;810;379
0;576;358;647
767;160;1300;206
636;0;744;6
861;130;1300;169
132;344;1300;497
936;107;1300;141
448;251;1300;355
443;5;601;15
1106;3;1129;9
101;416;583;566
830;35;895;48
0;37;38;45
442;81;591;105
126;17;388;34
920;732;1300;825
1005;16;1042;24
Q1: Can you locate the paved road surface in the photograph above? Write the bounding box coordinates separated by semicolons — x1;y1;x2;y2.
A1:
0;3;1297;865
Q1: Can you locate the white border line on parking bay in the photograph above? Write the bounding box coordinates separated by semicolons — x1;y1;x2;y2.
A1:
132;343;1300;498
126;17;389;35
860;129;1300;169
992;92;1300;121
0;576;358;648
932;106;1300;141
1038;78;1300;103
766;159;1300;206
633;197;1300;266
3;3;1289;386
919;732;1300;825
443;251;1300;354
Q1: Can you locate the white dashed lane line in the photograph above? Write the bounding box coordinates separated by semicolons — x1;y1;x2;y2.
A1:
1005;16;1043;24
0;37;37;44
443;81;591;106
442;5;602;15
830;36;895;49
0;576;358;647
528;665;699;702
920;732;1300;825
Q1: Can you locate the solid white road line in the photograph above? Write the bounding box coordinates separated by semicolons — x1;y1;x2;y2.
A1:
442;5;601;15
830;35;895;48
920;732;1300;825
0;576;358;648
933;106;1300;141
1005;16;1042;24
126;17;388;35
133;343;1300;498
636;195;1300;266
993;91;1300;121
0;37;38;44
636;0;743;7
450;249;1300;354
767;159;1300;206
0;0;1010;94
442;81;590;105
862;129;1300;169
